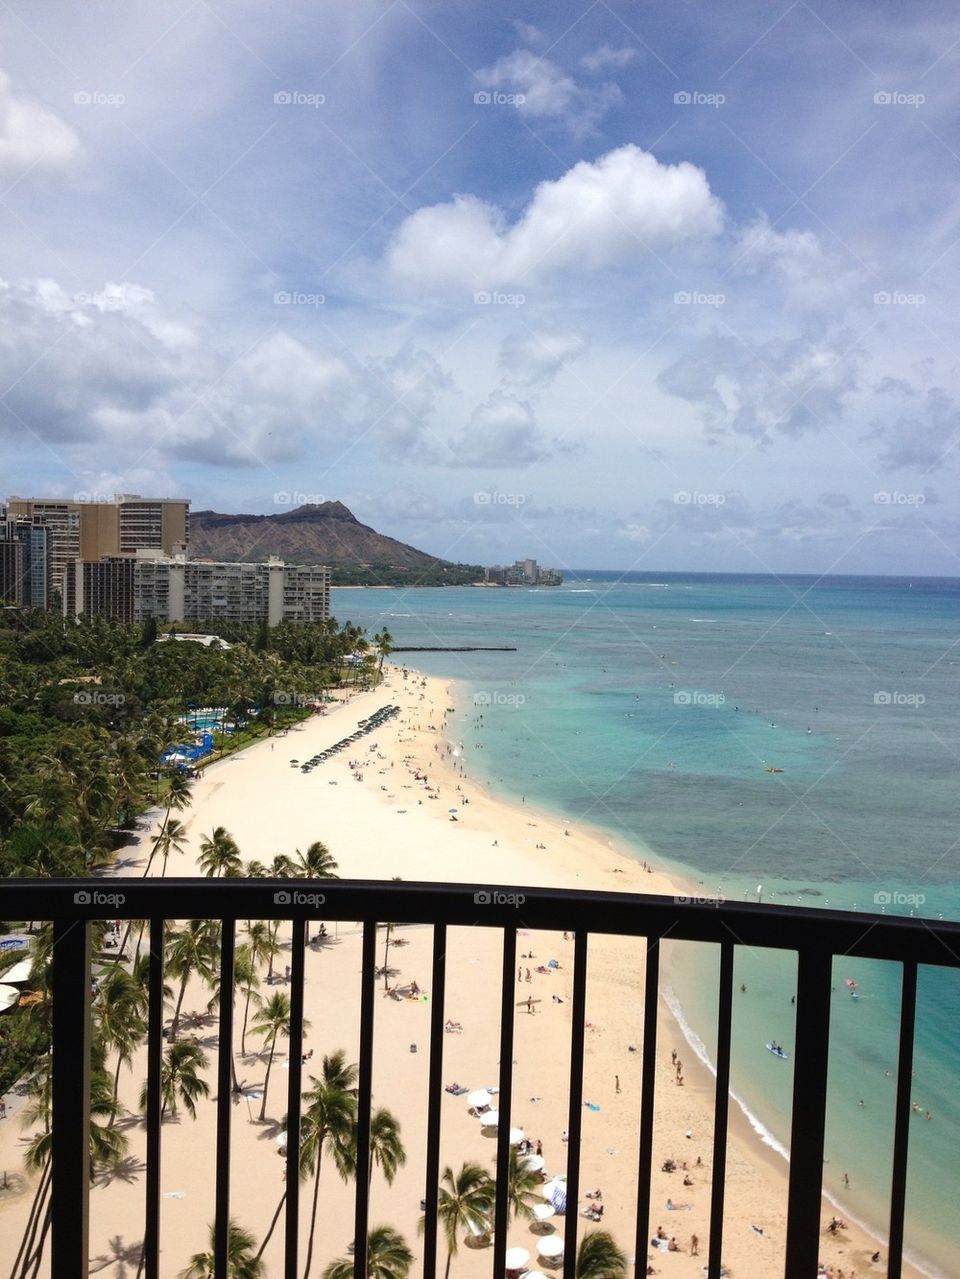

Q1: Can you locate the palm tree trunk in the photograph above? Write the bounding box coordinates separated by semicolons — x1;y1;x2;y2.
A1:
255;1189;287;1261
8;1160;49;1279
259;1036;277;1122
111;1052;125;1121
301;1150;324;1279
242;986;252;1055
171;972;189;1040
445;1250;453;1279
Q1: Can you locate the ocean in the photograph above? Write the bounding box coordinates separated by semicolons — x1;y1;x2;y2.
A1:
331;573;960;1276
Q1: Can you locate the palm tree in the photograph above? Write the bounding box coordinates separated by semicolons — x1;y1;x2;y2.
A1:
180;1219;264;1279
141;1040;210;1120
293;840;339;880
250;992;294;1122
300;1051;359;1279
145;770;192;877
420;1161;494;1279
93;966;148;1114
165;919;221;1040
373;628;393;674
322;1226;413;1279
198;826;242;878
367;1107;406;1186
506;1146;541;1223
575;1232;627;1279
157;816;189;877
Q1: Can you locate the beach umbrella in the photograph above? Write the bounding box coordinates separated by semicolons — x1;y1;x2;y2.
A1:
0;984;20;1014
275;1130;288;1152
508;1128;525;1146
532;1204;554;1222
505;1247;529;1270
542;1179;566;1214
524;1271;548;1279
480;1109;499;1127
536;1237;564;1261
3;958;33;984
468;1089;493;1109
521;1154;545;1174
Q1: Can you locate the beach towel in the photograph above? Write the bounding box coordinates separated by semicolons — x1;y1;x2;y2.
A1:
585;1101;601;1111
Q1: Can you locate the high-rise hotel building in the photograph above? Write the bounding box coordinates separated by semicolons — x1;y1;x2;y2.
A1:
6;495;189;595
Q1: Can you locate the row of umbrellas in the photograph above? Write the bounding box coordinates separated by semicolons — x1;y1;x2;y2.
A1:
297;706;400;772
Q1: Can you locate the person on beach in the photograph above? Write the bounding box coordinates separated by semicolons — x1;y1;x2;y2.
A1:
690;1234;699;1256
615;1074;620;1094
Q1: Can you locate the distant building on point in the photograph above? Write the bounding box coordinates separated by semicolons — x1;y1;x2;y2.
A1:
483;558;563;586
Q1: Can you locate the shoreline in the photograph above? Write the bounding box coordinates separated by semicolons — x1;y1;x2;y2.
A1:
0;662;930;1278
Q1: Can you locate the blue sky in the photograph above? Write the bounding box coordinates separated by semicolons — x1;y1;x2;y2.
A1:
2;0;960;573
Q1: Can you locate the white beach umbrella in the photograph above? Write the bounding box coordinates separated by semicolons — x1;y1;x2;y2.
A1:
468;1089;493;1109
0;984;20;1014
536;1237;564;1260
275;1131;288;1152
508;1128;525;1146
3;958;33;984
532;1204;554;1222
481;1109;499;1127
520;1154;544;1173
505;1247;529;1270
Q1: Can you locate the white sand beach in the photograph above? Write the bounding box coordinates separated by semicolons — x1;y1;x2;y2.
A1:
0;665;917;1279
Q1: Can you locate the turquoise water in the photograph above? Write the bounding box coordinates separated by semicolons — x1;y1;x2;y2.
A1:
332;575;960;1275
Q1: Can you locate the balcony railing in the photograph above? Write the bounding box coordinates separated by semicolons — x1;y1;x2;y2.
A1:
3;879;959;1279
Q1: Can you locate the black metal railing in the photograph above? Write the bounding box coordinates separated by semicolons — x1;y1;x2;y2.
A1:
4;879;959;1279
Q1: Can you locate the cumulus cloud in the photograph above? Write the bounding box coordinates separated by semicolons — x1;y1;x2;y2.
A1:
0;69;83;173
868;387;960;471
363;345;452;461
732;215;860;311
476;49;621;134
581;46;637;72
385;145;724;292
499;329;586;388
0;278;359;469
658;330;863;442
451;390;549;467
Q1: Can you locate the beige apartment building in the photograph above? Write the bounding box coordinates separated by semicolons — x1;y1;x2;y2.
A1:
6;495;189;595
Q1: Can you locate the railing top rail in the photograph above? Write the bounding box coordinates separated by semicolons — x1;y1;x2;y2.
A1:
3;877;959;968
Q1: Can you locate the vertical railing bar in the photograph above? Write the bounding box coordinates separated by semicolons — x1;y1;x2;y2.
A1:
784;947;833;1275
51;917;92;1278
214;918;236;1279
284;917;307;1279
143;918;165;1279
353;921;378;1279
633;936;660;1279
887;960;917;1279
492;925;519;1279
422;923;448;1279
561;930;589;1279
706;941;734;1279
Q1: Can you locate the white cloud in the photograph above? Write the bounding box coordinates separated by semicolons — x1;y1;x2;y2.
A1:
658;331;863;442
500;329;586;388
581;46;637;73
0;69;83;173
385;145;724;292
732;214;860;311
451;390;549;467
476;49;621;134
